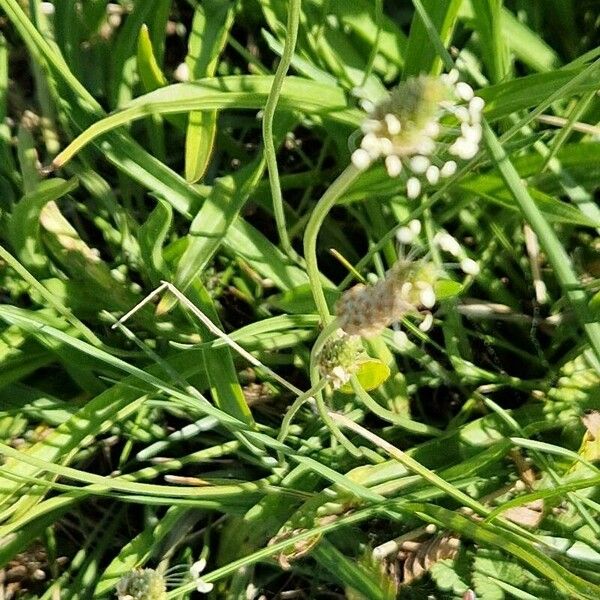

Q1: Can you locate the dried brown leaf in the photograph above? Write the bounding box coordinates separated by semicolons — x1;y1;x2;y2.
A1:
397;534;461;584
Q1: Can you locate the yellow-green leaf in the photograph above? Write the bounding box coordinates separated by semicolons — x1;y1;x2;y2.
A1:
340;359;390;394
136;24;167;92
435;279;463;300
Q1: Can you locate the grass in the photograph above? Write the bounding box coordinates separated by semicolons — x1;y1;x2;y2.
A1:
0;1;599;599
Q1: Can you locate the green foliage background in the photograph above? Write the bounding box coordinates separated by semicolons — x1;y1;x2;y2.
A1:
0;0;599;598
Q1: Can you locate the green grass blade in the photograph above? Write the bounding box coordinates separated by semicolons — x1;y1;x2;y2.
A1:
404;0;461;76
482;120;600;367
184;0;234;182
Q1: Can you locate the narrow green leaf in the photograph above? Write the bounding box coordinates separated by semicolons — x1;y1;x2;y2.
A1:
404;0;462;76
136;24;167;92
156;156;267;315
109;0;169;107
480;63;600;121
184;0;235;182
313;541;391;600
9;177;79;273
268;283;340;314
471;0;510;83
458;181;600;228
191;281;255;427
51;76;354;169
459;2;560;72
138;197;173;286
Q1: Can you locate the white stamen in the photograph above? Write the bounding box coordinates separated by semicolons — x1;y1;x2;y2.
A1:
444;68;460;85
408;219;422;236
396;226;415;244
416;137;436;155
440;160;457;178
419;312;434;332
190;559;207;578
360;99;375;112
393;329;410;349
419;285;436;308
385;113;402;135
423;121;440;138
457;139;479;159
351;149;371;170
361;119;381;134
409;155;430;173
406;177;421;199
396;219;421;245
435;232;461;256
455;106;470;123
456;81;474;101
361;132;379;152
450;136;478;159
534;279;548;301
449;138;466;157
190;559;213;594
378;137;394;155
196;581;214;594
469;110;482;123
425;165;440;185
246;583;259;600
461;123;482;143
385;155;402;177
460;257;480;275
173;62;190;82
469;96;485;115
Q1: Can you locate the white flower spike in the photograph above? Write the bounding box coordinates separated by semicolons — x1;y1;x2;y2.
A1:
116;568;167;600
317;330;363;388
351;72;484;199
336;257;440;338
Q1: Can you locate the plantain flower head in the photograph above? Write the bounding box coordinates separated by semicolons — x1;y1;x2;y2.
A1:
317;329;364;388
116;568;167;600
351;71;485;199
336;258;440;338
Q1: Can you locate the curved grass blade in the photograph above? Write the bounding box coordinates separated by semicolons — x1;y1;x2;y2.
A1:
184;0;234;182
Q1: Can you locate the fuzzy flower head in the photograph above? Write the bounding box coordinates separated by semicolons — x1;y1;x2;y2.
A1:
336;258;440;338
317;329;363;388
116;568;167;600
115;560;213;599
351;71;485;199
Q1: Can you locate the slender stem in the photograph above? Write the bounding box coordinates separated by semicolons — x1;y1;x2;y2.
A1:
277;378;328;444
351;378;443;436
262;0;301;260
304;164;362;323
330;411;490;516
